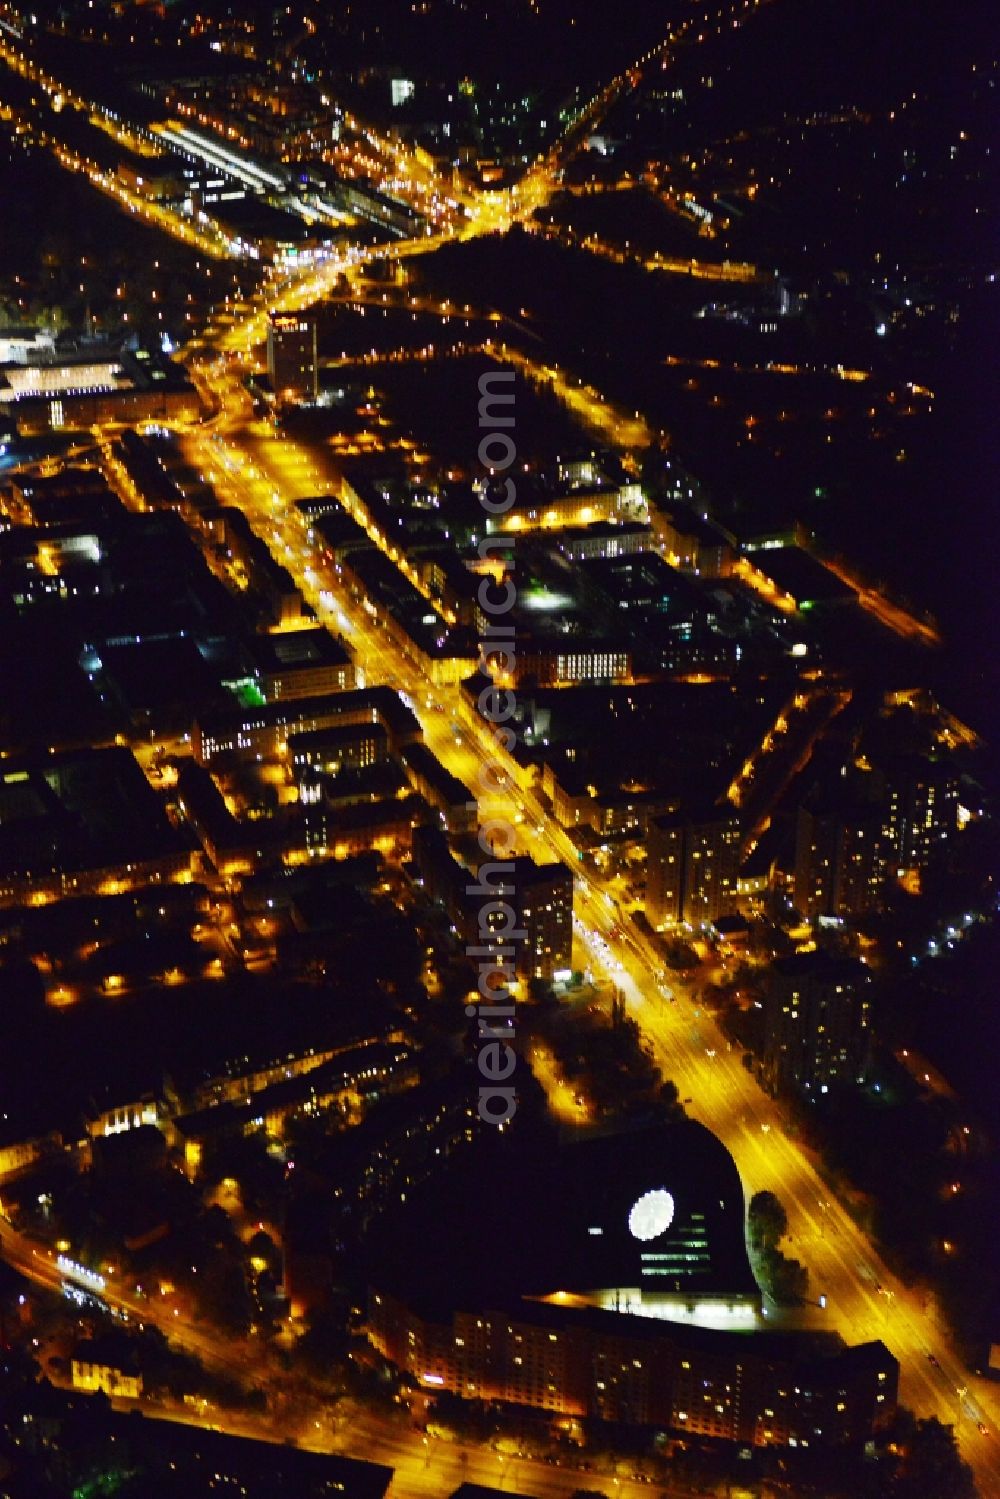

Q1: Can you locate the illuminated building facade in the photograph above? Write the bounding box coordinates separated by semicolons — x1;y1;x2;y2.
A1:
0;1128;61;1181
0;751;194;906
793;797;885;919
290;722;390;776
650;501;734;577
0;348;199;434
368;1290;896;1446
483;482;644;535
365;1119;895;1449
71;1340;143;1400
399;742;476;835
267;314;318;401
247;628;354;702
193;686;422;765
881;753;962;875
519;645;633;686
553;520;651;561
646;807;742;928
760;953;873;1096
510;856;574;981
414;827;573;981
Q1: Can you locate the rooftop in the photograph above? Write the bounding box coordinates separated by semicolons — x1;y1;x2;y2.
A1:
0;347;194;406
364;1115;760;1321
247;626;351;674
749;546;855;607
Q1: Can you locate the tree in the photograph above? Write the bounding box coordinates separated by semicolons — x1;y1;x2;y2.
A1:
652;1079;685;1120
295;1308;350;1381
759;1245;809;1304
747;1191;807;1304
246;1229;281;1278
200;1256;253;1336
893;1414;977;1499
748;1190;788;1251
662;938;699;971
528;976;556;1004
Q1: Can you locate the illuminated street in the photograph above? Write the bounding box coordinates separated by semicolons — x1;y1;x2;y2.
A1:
0;2;994;1496
167;343;1000;1489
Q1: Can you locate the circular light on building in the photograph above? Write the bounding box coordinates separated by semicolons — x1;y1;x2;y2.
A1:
628;1188;675;1242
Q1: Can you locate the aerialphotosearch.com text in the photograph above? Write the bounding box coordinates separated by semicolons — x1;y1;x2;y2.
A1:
468;368;522;1126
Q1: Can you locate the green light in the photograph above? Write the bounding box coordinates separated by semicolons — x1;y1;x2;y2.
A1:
73;1467;134;1499
224;676;267;709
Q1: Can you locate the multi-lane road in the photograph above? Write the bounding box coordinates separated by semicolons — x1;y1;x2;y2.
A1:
0;1215;674;1498
172;349;1000;1492
26;156;1000;1499
0;1215;257;1386
1;0;995;1489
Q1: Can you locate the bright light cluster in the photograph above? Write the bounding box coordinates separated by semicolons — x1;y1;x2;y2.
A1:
57;1254;106;1291
628;1189;675;1242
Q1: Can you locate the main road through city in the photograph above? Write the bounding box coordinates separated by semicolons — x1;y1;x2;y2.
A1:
1;0;996;1490
172;353;1000;1494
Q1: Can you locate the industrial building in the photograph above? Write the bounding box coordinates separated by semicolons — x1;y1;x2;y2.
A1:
0;346;199;434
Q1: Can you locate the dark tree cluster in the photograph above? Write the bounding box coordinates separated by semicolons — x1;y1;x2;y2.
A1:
748;1190;809;1305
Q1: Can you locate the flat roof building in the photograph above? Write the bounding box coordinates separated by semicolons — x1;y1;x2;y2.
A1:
0;347;199;434
364;1116;897;1447
760;952;873;1097
740;546;855;612
246;627;354;701
647;805;742;929
267;313;318;402
194;686;421;765
413;827;573;980
650;500;735;576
